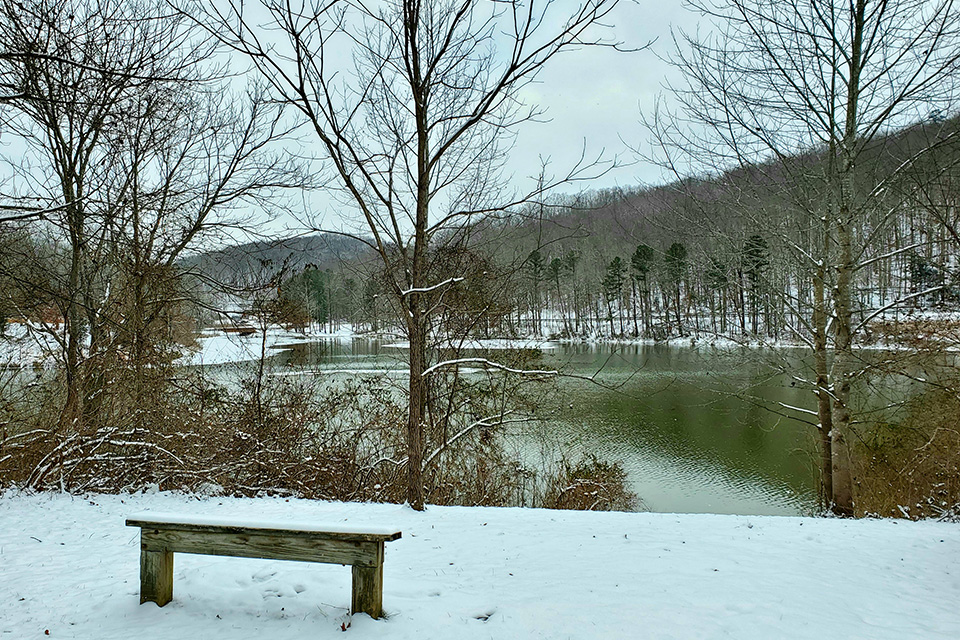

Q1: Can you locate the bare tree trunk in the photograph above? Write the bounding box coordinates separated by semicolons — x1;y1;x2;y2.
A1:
830;222;855;516
826;0;866;518
555;275;570;336
813;262;834;509
405;306;426;510
736;271;746;335
60;191;84;430
644;285;652;334
719;287;727;333
674;285;683;335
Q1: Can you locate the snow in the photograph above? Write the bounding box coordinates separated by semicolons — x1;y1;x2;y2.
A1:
399;277;466;297
2;491;958;639
383;338;559;352
0;322;60;368
125;512;401;537
269;369;411;377
7;310;954;372
0;324;352;369
175;327;354;367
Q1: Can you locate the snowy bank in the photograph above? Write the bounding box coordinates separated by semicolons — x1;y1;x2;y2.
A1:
1;492;958;639
175;326;357;367
382;338;558;351
0;322;60;369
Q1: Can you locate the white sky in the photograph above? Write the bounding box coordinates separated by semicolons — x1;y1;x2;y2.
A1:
0;1;703;240
507;1;698;193
286;1;703;235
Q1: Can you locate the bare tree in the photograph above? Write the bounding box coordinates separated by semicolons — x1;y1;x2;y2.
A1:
648;0;960;515
193;0;625;509
0;0;205;428
0;0;296;433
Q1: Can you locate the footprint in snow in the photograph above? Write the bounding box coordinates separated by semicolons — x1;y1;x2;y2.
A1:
252;569;278;582
474;609;496;622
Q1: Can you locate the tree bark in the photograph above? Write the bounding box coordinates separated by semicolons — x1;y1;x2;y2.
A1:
826;0;867;518
830;220;855;516
405;305;426;510
812;261;834;509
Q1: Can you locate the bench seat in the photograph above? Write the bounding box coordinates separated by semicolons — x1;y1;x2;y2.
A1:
126;513;401;619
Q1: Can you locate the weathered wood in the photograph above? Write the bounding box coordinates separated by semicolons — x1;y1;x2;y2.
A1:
127;517;400;620
351;541;385;618
140;528;381;566
126;518;401;543
140;548;173;606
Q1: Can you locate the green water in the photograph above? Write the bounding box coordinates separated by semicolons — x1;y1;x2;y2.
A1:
537;343;819;515
267;338;820;516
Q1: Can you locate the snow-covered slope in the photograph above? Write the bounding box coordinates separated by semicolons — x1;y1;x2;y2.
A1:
1;492;957;639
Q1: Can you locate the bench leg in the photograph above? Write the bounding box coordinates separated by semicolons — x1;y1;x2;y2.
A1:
140;548;174;606
351;562;384;619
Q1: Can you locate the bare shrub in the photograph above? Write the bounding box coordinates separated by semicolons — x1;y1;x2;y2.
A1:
854;388;960;520
0;367;394;498
0;364;530;506
541;455;639;512
1;353;643;514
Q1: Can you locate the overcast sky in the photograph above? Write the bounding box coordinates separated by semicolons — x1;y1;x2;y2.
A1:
244;1;704;235
0;1;703;239
285;1;704;234
505;2;700;194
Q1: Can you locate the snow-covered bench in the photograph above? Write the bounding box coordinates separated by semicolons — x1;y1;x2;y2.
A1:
126;513;401;619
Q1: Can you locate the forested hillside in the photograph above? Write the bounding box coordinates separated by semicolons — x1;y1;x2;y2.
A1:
270;115;960;345
180;233;368;290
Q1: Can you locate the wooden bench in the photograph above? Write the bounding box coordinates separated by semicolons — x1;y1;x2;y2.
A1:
126;513;401;619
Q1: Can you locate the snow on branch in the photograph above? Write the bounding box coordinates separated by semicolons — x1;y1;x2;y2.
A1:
854;242;925;273
777;402;819;417
853;286;945;335
421;412;534;471
400;277;465;297
422;357;562;379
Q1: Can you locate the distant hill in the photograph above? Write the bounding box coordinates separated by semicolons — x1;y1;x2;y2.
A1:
180;233;370;288
178;114;960;312
490;112;960;273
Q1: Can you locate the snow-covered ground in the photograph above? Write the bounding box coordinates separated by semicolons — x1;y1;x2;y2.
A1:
0;322;60;369
176;329;303;367
178;331;563;368
2;491;957;639
0;324;357;369
175;327;354;367
6;312;953;372
383;338;559;351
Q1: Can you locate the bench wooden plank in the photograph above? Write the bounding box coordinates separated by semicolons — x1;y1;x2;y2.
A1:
139;527;382;566
126;513;401;542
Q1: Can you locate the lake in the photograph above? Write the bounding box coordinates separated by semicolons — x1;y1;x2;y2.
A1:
264;338;821;516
